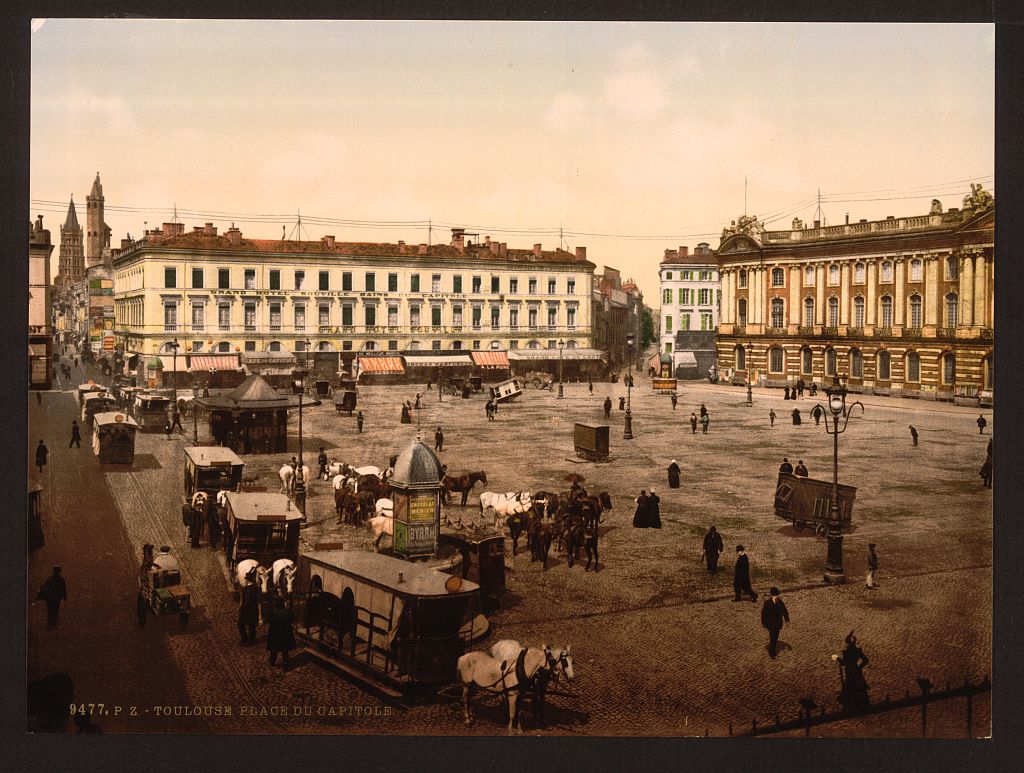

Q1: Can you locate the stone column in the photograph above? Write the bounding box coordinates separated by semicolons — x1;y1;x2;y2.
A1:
960;253;974;327
924;258;938;326
866;261;877;325
790;266;801;326
815;265;825;325
724;270;734;324
840;263;850;324
894;258;905;326
973;254;987;330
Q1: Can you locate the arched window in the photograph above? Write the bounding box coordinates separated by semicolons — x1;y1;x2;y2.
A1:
850;348;863;378
880;296;893;328
827;297;839;327
942;352;956;384
771;298;785;328
738;269;747;288
738;298;747;327
908;294;922;328
803;297;815;327
825;348;837;376
316;341;334;352
527;340;541;350
877;350;891;381
881;261;893;282
768;346;784;373
945;293;959;328
364;341;377;351
566;340;579;349
408;340;421;350
217;341;232;353
854;262;866;284
910;259;923;282
158;341;179;355
828;265;840;285
771;268;785;287
801;347;813;375
735;346;746;370
853;296;865;328
452;340;462;350
905;351;920;382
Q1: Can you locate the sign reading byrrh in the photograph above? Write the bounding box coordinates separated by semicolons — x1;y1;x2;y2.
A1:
393;493;438;557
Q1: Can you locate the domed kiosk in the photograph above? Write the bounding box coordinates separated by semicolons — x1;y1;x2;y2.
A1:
389;440;444;560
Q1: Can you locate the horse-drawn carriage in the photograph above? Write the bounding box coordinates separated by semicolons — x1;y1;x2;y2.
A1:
81;392;118;428
92;412;140;464
489;378;524;404
313;380;333;399
136;544;191;629
524;371;555;390
131;393;173;432
333;389;358;414
223;492;302;577
184;446;244;502
294;550;485;689
438;531;505;613
774;472;856;536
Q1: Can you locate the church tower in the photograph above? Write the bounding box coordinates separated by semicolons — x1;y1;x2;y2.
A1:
58;196;84;281
86;171;110;266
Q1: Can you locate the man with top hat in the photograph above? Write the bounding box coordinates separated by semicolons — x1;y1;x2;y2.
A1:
760;586;790;658
733;545;758;602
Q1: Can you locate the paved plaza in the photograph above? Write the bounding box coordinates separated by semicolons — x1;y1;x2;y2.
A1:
27;361;992;736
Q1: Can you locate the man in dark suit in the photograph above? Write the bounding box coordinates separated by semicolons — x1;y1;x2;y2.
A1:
733;545;758;602
238;578;261;645
702;526;724;574
761;587;790;657
603;397;612;419
779;457;794;475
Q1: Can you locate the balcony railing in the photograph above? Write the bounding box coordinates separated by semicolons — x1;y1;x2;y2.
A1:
164;324;179;332
873;327;892;337
938;327;958;339
822;326;839;337
903;327;923;339
766;326;786;335
848;326;864;337
798;326;814;336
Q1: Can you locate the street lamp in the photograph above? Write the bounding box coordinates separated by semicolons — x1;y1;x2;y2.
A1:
170;337;180;396
557;339;565;399
818;376;864;585
295;338;312;520
624;334;635;439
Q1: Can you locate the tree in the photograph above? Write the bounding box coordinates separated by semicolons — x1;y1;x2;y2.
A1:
641;309;656;349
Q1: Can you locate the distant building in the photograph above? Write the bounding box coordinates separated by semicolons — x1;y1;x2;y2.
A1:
593;266;644;372
29;215;54;389
57;196;84;282
86;172;112;267
658;242;719;378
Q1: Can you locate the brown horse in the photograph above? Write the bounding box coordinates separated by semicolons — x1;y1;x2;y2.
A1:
334;489;358;525
571;491;612;529
356;474;390;501
441;471;488;506
528;516;554;570
506;511;530;556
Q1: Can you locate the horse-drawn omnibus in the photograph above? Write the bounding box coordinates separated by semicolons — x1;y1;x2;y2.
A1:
295;550;486;690
573;423;610;462
184;446;245;502
92;412;140;464
223;492;302;573
131;393;173;432
774;472;857;536
81;392;118;428
76;382;106;406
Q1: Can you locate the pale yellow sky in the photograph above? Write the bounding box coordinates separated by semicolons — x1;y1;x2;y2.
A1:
30;20;994;301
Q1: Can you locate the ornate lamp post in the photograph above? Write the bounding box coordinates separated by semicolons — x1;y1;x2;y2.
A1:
557;338;565;399
623;334;635;439
295;338;312;520
170;337;180;394
819;377;864;584
746;343;754;406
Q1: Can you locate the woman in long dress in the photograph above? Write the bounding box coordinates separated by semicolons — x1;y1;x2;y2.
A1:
632;490;649;528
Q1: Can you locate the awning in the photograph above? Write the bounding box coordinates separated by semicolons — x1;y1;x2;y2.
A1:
471;351;510;368
357;356;406;374
508;348;606;361
403;355;473;368
674;352;698;367
189;354;240;372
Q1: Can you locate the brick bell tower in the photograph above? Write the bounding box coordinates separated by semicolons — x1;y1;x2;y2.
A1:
86;171;110;267
58;195;84;281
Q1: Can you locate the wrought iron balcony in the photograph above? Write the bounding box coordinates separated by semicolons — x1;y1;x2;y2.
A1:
902;327;923;339
873;327;892;338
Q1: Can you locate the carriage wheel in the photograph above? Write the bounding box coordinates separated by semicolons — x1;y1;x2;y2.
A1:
814;523;828;538
136;594;147;628
179;610;190;630
793;521;805;532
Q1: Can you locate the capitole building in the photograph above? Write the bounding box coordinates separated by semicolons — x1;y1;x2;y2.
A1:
715;184;994;405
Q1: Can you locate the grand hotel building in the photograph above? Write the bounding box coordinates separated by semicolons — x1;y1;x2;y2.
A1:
715;186;994;402
112;224;595;368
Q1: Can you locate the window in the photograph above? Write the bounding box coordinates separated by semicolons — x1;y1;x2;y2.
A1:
191;268;203;289
526;278;536;294
701;313;714;330
665;315;673;333
880;296;893;328
680;314;690;330
450;275;460;293
342;341;353;351
663;289;672;305
804;297;815;327
491;307;500;328
548;278;557;294
828;297;839;327
364;341;376;351
665;272;673;280
473;340;482;350
877;350;891;381
245;269;256;290
665;342;673;353
295;339;308;352
269;270;281;290
906;352;920;382
547;307;557;328
700;271;712;281
453;306;463;327
365;272;375;292
771;268;785;287
455;340;465;350
853;297;865;328
269;302;282;331
472;276;482;293
805;266;815;287
825;348;837;376
945;256;959;280
567;278;575;294
491;276;500;293
268;341;282;352
509;278;518;294
319;271;329;291
318;304;330;328
432;340;441;351
826;265;838;286
682;288;691;305
387;273;398;292
738;270;747;288
244;340;256;352
769;347;784;373
244;303;256;330
910;259;923;282
218;303;231;331
528;307;538;328
410;305;420;327
567;307;576;327
164;267;177;288
881;261;893;282
771;298;785;327
341;305;353;326
850;349;863;378
547;340;557;349
389;340;398;351
387;305;398;327
698;288;710;305
191;303;204;331
854;263;865;284
432;307;442;326
909;295;922;328
945;293;958;327
410;274;420;292
735;346;746;370
801;348;813;375
218;268;230;289
365;306;376;326
342;272;352;291
738;298;747;326
472;307;482;329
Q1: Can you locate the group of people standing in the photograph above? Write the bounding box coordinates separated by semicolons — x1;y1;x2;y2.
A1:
632;489;661;528
778;457;809;477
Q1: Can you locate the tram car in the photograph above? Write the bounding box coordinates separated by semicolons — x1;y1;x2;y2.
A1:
92;412;140;464
489;378;524;404
223;492;302;574
295;550;485;688
438;530;505;613
774;472;857;536
81;392;118;428
136;545;191;629
184;446;245;501
131;392;173;432
333;389;357;414
76;382;107;406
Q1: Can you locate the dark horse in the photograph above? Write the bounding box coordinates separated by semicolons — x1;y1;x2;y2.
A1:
356;474;390;501
528;515;555;570
441;470;488;507
572;491;612;529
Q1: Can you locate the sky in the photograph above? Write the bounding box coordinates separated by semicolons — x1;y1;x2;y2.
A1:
30;20;994;302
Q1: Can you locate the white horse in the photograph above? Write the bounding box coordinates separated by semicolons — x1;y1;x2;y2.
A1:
369;499;394;552
279;464;311;494
480;491;533;532
490;640;575;726
456;647;550;734
191;491;209;510
270;558;297;598
235;559;269;594
327;461;353;481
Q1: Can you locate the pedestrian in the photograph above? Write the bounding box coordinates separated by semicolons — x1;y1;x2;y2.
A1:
779;457;794;475
486;400;495;422
188;503;204;548
769;409;776;428
202;385;210;397
794;460;809;477
977;414;987;434
618;396;626;411
171;407;184;433
632;490;649;528
426;380;432;391
667;459;681;489
812;404;824;426
784;385;791;400
909;425;918;446
701;413;710;434
435;427;444;452
317;447;328;480
207;504;221;550
733;545;758;602
164;419;173;440
37;566;67;629
702;526;724;574
415;393;421;409
400;403;411;424
760;587;790;658
266;597;296;670
74;357;78;368
796;378;804;397
699;403;707;419
836;632;871;712
237;576;261;645
603;396;612;419
356;410;364;433
690;413;698;434
647;488;661;528
588;380;594;395
671;393;678;411
35;439;48;473
866;543;879;589
979;456;993;488
791;408;801;425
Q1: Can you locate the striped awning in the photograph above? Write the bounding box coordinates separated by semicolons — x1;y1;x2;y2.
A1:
189;354;240;372
357;356;406;374
404;355;473;367
508;348;606;361
471;351;510;368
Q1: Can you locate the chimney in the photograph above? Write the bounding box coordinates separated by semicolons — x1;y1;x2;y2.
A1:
499;242;507;257
418;244;429;255
485;235;491;246
397;240;406;254
860;219;867;223
845;213;850;225
664;249;673;259
148;230;164;244
227;224;243;246
193;226;204;233
679;246;688;257
886;215;895;220
813;220;820;228
533;243;542;258
322;234;335;249
451;228;465;251
575;246;587;261
490;240;500;255
203;222;217;236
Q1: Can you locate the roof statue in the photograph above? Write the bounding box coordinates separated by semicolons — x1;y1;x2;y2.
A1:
930;199;943;215
721;213;765;241
962;183;993;212
792;216;805;230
